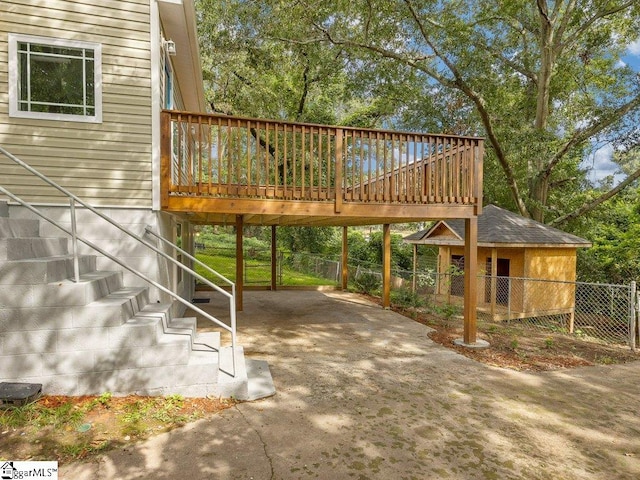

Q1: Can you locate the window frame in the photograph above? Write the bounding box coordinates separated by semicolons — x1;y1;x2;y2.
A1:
8;33;102;123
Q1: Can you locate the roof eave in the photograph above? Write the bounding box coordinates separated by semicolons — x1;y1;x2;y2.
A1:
158;0;207;112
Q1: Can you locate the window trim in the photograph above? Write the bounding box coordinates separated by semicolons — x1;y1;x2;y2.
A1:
8;33;102;123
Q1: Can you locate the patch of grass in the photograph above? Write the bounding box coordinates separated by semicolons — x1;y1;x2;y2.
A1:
0;394;235;464
0;401;84;430
195;252;334;287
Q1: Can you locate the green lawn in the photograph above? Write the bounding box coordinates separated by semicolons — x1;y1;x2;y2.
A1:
194;253;334;287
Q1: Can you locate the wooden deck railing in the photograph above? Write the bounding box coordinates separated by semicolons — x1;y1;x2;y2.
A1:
160;110;483;213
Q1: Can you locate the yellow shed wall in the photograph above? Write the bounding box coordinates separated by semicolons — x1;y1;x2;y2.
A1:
439;245;578;316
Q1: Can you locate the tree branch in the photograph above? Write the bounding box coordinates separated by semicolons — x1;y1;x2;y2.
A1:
557;0;636;54
550;166;640;227
542;93;640;180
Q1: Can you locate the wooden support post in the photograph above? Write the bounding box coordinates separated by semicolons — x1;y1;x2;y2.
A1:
490;247;497;316
235;215;244;312
342;226;349;290
382;224;391;308
412;244;417;293
271;225;277;291
463;217;478;344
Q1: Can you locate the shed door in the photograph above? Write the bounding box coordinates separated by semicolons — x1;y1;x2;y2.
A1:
485;258;510;305
450;255;465;296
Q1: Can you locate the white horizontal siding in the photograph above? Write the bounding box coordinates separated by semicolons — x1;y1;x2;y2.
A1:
0;0;154;208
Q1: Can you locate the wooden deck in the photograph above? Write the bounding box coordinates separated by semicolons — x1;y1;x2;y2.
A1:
160;111;484;226
160;110;484;342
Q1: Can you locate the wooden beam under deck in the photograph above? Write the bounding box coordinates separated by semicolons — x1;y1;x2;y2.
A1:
166;196;479;227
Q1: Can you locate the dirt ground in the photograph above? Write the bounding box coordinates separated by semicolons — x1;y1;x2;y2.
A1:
396;306;639;371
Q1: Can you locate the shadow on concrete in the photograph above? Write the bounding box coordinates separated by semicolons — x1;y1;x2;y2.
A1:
62;290;640;479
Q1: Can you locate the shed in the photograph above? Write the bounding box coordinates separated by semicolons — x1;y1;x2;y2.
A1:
404;205;591;321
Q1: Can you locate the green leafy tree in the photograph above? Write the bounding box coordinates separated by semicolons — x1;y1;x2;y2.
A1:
270;0;640;223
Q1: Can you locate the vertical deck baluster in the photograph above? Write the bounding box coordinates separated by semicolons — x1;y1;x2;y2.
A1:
301;126;306;199
226;118;232;192
359;132;364;202
390;134;396;202
206;116;212;194
466;138;472;203
197;115;203;194
416;136;429;203
433;136;440;202
404;134;410;202
449;137;456;202
283;124;288;198
375;132;381;201
274;123;280;197
326;129;331;199
188;115;194;192
309;128;317;199
265;122;270;196
292;125;297;198
246;121;252;195
317;128;323;197
216;118;222;194
367;132;372;202
176;113;183;190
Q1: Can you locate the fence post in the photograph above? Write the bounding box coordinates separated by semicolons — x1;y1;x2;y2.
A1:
630;281;637;352
507;276;511;323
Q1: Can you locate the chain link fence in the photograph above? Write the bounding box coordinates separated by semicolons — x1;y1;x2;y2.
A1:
194;245;638;349
350;265;638;349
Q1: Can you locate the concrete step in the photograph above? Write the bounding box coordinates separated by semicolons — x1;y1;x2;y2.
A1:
210;345;249;400
0;287;149;337
0;237;68;260
0;254;96;285
0;217;40;238
0;270;123;308
71;287;149;328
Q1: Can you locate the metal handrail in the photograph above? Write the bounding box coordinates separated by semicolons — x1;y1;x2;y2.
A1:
0;145;237;377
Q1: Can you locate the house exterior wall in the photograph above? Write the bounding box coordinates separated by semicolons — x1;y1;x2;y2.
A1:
0;0;199;310
0;0;153;207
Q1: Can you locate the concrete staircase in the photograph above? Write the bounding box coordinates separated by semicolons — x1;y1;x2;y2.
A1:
0;204;253;398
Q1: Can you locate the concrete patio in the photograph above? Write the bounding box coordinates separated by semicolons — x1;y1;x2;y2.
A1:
63;289;640;479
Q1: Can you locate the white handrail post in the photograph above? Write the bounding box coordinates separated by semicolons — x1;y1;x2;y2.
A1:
69;198;80;283
230;283;237;376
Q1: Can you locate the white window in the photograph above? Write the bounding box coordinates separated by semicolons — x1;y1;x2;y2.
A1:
8;34;102;123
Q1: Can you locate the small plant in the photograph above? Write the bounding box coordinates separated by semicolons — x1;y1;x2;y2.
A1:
85;392;112;412
390;288;425;308
510;338;519;350
544;337;555;349
354;272;381;294
433;303;461;321
596;355;615;365
120;400;152;436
